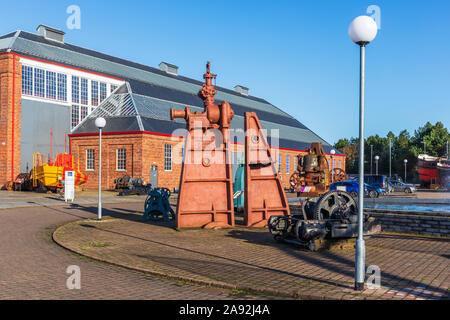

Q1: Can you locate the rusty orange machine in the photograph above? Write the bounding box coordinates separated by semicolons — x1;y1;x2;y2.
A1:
289;142;347;198
171;62;289;228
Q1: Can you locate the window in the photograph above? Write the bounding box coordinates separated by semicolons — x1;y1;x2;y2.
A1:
22;65;33;95
80;106;88;121
181;146;185;163
57;73;67;101
86;149;95;171
80;78;88;105
164;144;172;171
91;80;99;106
278;154;281;173
110;84;118;94
286;155;290;173
72;76;80;103
338;160;341;169
294;156;298;172
34;68;45;97
45;71;56;99
333;159;336;169
116;148;126;171
71;105;79;129
100;82;107;102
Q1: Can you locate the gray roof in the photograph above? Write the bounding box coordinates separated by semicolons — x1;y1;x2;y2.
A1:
0;29;339;153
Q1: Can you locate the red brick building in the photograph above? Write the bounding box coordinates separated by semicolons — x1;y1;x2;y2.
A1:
0;25;345;190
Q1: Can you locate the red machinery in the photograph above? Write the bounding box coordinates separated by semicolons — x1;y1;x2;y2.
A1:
289;142;346;197
244;112;290;227
171;62;235;229
171;62;289;228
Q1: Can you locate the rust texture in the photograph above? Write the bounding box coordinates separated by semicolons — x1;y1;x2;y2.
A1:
290;142;346;197
244;112;290;227
170;62;235;229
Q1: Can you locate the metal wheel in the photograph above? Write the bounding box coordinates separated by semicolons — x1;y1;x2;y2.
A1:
289;171;301;190
404;188;411;193
313;190;357;221
349;191;358;199
369;190;378;198
332;168;347;182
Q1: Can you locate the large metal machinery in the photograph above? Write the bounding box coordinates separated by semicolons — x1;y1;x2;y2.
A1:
143;187;175;222
289;143;346;197
244;112;290;227
170;62;289;229
268;190;381;251
170;62;235;229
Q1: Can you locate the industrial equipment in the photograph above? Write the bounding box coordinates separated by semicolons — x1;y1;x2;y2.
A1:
268;190;381;251
289;143;347;197
114;175;152;196
143;187;175;222
170;62;289;229
244;112;290;227
24;153;87;192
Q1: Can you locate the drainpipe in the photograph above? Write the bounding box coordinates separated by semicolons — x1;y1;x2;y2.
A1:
11;54;16;182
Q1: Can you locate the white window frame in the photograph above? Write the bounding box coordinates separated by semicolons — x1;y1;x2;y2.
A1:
116;148;127;171
164;144;172;171
86;149;95;171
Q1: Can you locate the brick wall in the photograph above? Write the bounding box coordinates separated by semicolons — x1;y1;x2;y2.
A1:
0;53;21;187
71;131;346;191
369;211;450;237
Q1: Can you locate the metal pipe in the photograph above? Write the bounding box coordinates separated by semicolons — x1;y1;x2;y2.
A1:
370;145;373;175
355;44;366;291
98;128;102;220
404;162;407;182
389;138;391;178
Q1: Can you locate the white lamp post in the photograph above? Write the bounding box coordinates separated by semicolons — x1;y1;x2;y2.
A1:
95;117;106;220
374;155;379;175
330;149;336;182
404;159;408;182
348;15;378;291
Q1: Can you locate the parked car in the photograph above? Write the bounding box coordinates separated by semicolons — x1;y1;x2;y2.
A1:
363;175;390;190
389;180;416;193
352;178;387;197
329;181;381;198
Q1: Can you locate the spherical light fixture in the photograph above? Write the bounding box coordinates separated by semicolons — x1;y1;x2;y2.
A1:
404;159;408;164
330;149;336;155
348;15;378;45
95;117;106;129
374;155;379;161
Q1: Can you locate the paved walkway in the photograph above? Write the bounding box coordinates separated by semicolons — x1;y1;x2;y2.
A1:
0;203;267;300
0;190;147;209
53;202;450;300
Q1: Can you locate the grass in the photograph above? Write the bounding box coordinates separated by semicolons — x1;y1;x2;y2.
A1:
87;241;110;248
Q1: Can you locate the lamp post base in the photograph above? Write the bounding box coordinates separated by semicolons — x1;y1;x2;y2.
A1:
354;282;365;291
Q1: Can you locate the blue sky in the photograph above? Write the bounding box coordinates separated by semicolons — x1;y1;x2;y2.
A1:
1;0;448;144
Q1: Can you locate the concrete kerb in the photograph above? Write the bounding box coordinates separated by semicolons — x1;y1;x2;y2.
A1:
52;219;332;300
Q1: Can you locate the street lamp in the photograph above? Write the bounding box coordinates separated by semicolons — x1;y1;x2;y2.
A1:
374;155;380;175
330;149;336;182
348;15;378;291
370;145;373;175
389;138;392;178
95;117;106;220
403;159;408;182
